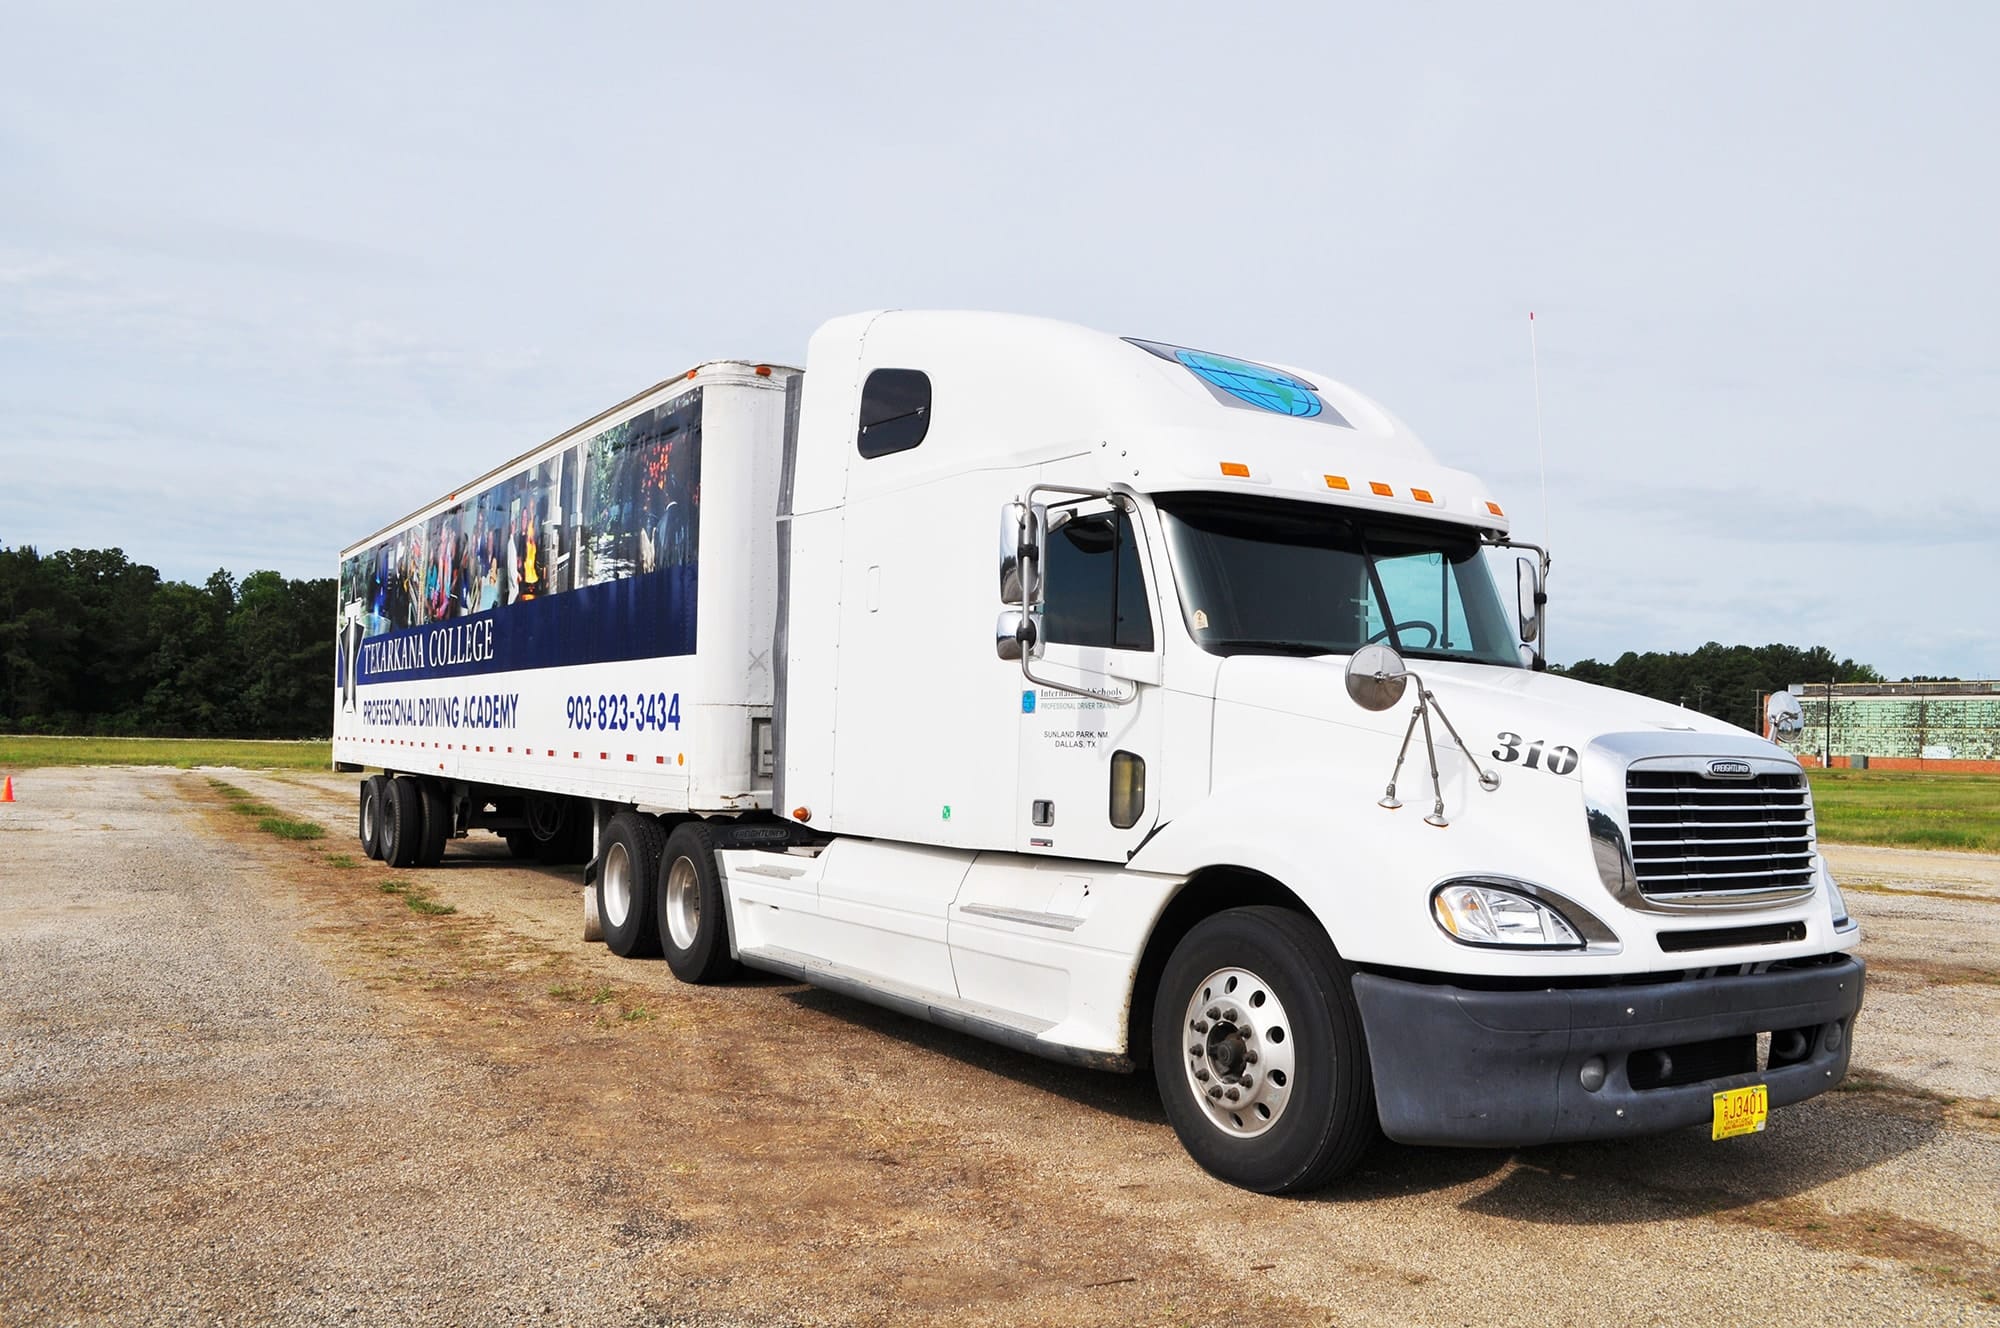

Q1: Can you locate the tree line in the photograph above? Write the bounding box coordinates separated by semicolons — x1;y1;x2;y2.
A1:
1555;642;1885;732
0;545;333;739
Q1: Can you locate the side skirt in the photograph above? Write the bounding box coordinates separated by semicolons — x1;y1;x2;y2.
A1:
739;945;1134;1074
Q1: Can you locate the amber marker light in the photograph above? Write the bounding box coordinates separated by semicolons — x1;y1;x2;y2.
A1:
1411;488;1435;504
1485;500;1505;517
1220;462;1251;478
1369;481;1393;497
1325;475;1350;491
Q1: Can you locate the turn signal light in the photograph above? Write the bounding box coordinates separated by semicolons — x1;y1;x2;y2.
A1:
1110;751;1146;830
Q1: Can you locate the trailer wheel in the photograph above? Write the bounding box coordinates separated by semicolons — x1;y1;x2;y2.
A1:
379;776;422;870
416;780;450;868
1150;906;1376;1194
596;812;664;958
657;822;739;984
359;776;385;860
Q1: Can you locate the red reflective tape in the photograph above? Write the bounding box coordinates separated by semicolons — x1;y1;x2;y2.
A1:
599;752;607;760
626;754;635;762
656;756;665;764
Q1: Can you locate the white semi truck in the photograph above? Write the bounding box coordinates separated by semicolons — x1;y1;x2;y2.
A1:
334;311;1863;1193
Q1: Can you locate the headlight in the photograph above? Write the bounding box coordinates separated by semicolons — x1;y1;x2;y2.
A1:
1432;882;1584;948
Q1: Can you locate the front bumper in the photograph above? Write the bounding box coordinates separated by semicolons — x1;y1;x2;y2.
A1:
1351;956;1864;1148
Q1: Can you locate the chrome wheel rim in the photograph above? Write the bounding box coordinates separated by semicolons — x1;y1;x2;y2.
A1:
602;841;633;929
361;793;375;842
1181;966;1296;1138
665;856;699;950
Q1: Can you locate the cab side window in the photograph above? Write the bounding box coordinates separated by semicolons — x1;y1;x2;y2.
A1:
1042;511;1154;651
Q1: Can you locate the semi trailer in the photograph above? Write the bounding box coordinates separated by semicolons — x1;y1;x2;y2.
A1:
333;310;1863;1193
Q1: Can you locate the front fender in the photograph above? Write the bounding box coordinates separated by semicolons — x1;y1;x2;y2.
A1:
1128;764;1635;975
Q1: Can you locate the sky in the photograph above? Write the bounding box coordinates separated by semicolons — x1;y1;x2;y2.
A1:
2;2;1995;680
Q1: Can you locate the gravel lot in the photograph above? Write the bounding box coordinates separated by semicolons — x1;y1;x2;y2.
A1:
2;766;1996;1326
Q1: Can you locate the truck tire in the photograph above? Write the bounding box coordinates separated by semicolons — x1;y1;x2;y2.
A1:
657;822;738;984
359;776;385;860
596;812;665;958
416;780;450;868
502;829;535;859
1151;906;1376;1194
379;776;422;870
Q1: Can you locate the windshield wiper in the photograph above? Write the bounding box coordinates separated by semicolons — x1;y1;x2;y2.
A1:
1205;638;1338;657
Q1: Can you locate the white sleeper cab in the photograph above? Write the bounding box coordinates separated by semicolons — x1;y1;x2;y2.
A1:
333;311;1863;1193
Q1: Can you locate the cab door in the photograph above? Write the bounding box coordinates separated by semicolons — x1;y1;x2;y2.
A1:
1015;501;1164;862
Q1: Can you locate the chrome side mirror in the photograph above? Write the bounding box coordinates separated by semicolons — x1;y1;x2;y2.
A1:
997;501;1048;606
999;503;1025;603
1515;556;1542;646
1344;643;1409;711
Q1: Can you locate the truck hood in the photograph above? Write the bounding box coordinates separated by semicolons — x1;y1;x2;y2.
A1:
1209;655;1757;762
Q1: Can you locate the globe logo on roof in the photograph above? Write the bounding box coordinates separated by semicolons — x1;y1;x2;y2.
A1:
1123;337;1348;425
1173;348;1323;418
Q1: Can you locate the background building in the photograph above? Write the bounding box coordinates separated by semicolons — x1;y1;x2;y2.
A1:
1766;681;2000;771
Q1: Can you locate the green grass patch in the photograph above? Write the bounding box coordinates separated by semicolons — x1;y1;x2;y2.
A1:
620;1005;653;1023
547;983;581;1001
323;853;359;869
256;816;325;840
207;779;327;843
1807;770;2000;854
377;875;455;916
589;985;616;1006
2;735;330;770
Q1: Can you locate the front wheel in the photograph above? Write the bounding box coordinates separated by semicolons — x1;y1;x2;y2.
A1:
1151;906;1376;1194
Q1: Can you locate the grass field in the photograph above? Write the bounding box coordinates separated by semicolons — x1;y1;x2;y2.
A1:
1809;769;2000;854
0;735;330;771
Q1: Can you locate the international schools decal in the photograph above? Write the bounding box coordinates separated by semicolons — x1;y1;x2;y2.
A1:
1124;338;1352;427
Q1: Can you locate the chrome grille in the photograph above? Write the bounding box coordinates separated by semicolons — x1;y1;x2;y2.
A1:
1626;769;1815;900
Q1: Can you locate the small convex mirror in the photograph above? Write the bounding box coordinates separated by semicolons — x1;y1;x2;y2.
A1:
995;608;1026;661
1515;556;1542;645
1345;643;1410;711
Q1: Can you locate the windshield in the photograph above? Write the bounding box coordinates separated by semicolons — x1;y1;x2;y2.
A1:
1155;494;1522;666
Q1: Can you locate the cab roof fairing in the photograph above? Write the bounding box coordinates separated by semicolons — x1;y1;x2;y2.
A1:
836;312;1510;531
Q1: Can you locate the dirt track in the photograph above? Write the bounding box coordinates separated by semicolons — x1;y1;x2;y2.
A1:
2;767;1996;1326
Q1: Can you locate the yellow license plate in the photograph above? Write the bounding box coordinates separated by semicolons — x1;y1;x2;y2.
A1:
1712;1084;1769;1140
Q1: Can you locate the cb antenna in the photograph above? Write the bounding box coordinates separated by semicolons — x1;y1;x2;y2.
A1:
1528;310;1550;548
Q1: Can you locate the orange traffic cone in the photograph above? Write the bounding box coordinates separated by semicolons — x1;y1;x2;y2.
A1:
0;775;13;803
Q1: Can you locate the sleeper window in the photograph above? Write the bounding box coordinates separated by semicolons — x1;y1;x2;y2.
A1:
857;369;931;458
